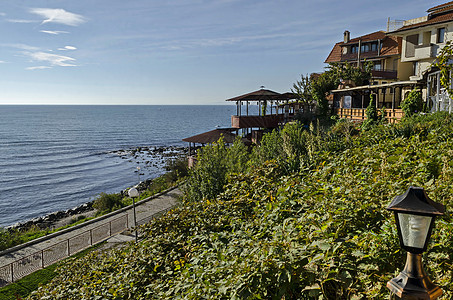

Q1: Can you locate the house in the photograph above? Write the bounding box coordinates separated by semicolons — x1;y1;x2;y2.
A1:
325;30;417;122
325;30;412;85
387;1;453;112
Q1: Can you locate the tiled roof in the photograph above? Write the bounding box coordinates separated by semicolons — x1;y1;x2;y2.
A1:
390;11;453;33
325;31;400;63
325;43;342;63
380;36;402;56
428;1;453;13
343;31;386;45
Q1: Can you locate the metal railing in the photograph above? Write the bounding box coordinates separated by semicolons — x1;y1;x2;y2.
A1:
0;213;128;287
0;184;180;288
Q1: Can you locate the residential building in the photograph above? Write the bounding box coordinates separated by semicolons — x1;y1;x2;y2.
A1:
325;30;416;122
325;30;412;85
388;1;453;112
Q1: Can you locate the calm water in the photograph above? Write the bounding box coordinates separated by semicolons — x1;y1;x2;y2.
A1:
0;105;235;227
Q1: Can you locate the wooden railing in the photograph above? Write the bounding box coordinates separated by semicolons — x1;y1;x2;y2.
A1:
334;108;403;123
231;114;283;129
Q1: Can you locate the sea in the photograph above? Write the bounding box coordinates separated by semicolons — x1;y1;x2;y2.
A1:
0;105;235;227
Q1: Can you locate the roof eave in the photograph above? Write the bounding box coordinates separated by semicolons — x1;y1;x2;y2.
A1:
388;19;453;35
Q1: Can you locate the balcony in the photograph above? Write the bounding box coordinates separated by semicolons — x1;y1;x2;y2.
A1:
334;108;403;123
404;44;434;61
231;114;284;129
371;69;398;79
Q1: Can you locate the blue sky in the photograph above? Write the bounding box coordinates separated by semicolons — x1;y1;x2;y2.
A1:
0;0;442;105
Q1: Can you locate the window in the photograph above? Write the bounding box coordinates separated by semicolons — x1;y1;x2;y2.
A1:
406;34;419;58
437;27;445;43
423;31;431;45
351;45;358;53
373;61;382;71
361;43;370;52
371;42;378;51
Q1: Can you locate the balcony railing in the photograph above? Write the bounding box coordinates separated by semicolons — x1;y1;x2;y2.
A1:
414;44;433;59
231;114;284;129
335;108;403;123
404;44;433;61
371;69;398;79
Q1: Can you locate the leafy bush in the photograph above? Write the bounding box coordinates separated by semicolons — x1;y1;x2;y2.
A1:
184;137;249;203
165;156;189;182
401;89;423;117
93;192;124;215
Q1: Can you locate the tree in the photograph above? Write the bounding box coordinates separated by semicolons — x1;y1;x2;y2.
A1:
433;40;453;96
328;61;373;86
310;72;338;117
292;62;373;118
401;89;423;117
291;74;312;104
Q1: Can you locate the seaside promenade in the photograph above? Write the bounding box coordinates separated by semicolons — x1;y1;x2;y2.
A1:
0;187;182;285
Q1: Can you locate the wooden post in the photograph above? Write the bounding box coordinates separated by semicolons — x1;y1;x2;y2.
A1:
376;89;379;109
67;239;70;256
10;263;13;283
42;250;45;268
392;87;396;110
357;40;361;67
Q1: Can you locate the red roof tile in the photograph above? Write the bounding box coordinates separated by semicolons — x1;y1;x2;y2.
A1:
343;31;386;44
428;1;453;13
325;31;401;63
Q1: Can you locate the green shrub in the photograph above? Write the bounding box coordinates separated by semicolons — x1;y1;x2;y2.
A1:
401;89;423;117
250;129;285;165
93;192;124;215
184;137;249;203
165;156;189;182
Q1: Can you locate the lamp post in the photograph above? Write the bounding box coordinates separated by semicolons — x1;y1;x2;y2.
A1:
128;187;139;243
386;186;445;299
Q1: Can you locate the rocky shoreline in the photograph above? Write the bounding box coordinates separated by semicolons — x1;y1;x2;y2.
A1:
8;145;188;232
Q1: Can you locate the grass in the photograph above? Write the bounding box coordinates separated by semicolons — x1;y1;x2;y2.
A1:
0;242;105;300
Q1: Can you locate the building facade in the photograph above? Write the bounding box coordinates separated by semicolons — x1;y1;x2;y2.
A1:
388;2;453;112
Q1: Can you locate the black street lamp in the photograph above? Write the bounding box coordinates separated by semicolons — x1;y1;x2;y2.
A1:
128;187;139;243
386;186;445;299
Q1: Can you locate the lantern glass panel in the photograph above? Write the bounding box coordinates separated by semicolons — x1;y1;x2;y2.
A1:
398;213;432;249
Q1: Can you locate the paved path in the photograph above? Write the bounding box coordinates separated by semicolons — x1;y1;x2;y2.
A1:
0;188;182;268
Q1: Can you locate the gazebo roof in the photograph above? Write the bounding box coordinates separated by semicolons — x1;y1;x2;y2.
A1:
225;89;283;102
182;128;238;144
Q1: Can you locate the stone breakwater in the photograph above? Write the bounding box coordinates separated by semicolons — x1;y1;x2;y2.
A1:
8;145;188;232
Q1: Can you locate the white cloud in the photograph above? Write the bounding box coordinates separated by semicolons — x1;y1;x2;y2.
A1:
58;46;77;51
0;60;6;63
40;30;69;35
26;66;52;70
26;51;77;67
30;8;86;26
7;19;36;24
6;44;40;51
0;12;6;17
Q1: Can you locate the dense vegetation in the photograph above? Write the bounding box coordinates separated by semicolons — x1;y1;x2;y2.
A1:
28;112;453;299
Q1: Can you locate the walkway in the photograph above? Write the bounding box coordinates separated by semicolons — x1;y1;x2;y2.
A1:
0;187;182;285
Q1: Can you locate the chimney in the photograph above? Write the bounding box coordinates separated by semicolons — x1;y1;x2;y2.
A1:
344;30;350;43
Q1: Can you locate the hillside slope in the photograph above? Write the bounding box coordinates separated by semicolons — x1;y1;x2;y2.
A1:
29;113;453;299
